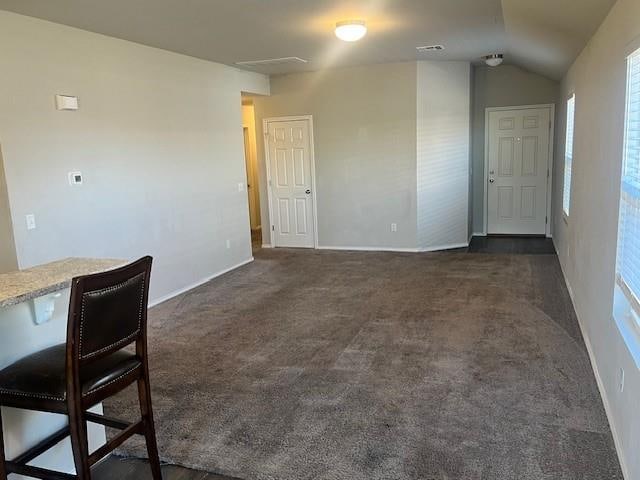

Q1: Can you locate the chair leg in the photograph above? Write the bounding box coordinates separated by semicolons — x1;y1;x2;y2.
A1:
68;404;92;480
0;408;7;480
138;375;162;480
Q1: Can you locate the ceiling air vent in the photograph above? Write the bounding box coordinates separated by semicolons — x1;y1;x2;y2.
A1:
235;57;308;68
416;45;444;53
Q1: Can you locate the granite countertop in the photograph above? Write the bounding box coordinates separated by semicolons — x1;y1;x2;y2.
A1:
0;258;127;308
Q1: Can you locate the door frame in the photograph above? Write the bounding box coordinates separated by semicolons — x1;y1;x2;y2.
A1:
242;127;258;230
262;115;319;248
483;103;555;238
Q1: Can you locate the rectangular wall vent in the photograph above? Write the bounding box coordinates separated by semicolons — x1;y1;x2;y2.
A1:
235;57;308;67
416;45;444;52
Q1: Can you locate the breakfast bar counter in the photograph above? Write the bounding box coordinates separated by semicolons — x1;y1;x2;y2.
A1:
0;258;125;478
0;257;125;308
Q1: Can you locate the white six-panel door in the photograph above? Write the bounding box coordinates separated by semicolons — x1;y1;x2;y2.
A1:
267;119;315;248
487;107;551;235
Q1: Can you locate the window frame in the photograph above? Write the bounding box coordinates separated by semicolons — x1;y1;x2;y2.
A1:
562;93;576;220
613;43;640;368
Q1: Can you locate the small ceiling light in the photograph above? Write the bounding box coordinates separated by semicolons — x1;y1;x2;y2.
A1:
483;54;504;67
416;45;445;52
335;20;367;42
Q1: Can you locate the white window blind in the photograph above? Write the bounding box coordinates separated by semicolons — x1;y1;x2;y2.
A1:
563;95;575;216
616;48;640;317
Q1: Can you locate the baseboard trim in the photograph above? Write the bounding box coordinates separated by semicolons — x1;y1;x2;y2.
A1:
472;231;487;237
316;245;419;253
316;243;469;253
261;244;273;249
417;242;469;252
149;257;254;308
556;258;630;480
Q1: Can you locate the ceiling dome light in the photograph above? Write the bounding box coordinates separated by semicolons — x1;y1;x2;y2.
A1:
484;54;504;67
335;20;367;42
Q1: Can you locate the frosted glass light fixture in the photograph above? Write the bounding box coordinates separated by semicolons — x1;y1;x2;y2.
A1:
483;54;504;67
335;20;367;42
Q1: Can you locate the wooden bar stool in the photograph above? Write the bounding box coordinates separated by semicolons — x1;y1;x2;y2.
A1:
0;257;162;480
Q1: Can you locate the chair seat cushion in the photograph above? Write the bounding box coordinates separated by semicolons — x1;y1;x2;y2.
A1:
0;344;141;403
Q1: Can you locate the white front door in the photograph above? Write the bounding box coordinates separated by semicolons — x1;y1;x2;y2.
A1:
267;119;315;248
487;107;551;235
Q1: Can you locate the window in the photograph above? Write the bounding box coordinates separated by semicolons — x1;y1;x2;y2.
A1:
615;47;640;336
563;94;575;216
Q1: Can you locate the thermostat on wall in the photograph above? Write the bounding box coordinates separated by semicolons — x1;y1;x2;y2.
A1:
68;171;83;185
55;94;79;111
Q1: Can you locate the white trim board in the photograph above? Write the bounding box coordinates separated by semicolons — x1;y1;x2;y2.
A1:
483;103;556;112
262;115;319;249
317;245;420;253
316;243;469;253
149;257;254;308
419;242;469;252
483;103;555;238
555;248;630;480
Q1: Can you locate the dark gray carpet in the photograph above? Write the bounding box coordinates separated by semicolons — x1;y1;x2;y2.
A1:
105;249;622;480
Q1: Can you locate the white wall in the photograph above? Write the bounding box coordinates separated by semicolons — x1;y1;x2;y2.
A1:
253;62;419;250
417;61;471;250
0;149;18;273
552;0;640;477
252;61;472;252
471;65;559;234
0;12;269;302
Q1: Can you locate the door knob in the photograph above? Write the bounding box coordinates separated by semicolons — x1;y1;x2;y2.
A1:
489;178;495;183
305;189;311;194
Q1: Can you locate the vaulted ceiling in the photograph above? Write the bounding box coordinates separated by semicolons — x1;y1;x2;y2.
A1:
0;0;617;80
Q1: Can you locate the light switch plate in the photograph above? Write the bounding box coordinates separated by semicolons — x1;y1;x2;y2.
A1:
26;214;36;230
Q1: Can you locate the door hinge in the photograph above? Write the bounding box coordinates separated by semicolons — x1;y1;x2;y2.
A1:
545;216;548;224
272;225;275;231
547;169;550;178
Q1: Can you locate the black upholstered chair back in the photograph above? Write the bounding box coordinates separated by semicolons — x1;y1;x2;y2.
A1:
67;256;152;365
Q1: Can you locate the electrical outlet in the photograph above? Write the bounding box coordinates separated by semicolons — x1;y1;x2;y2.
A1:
26;214;36;230
238;182;245;192
226;239;231;249
619;367;625;393
391;223;397;232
